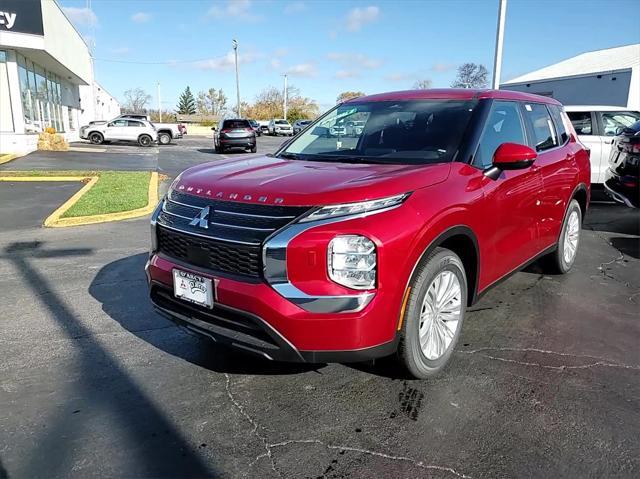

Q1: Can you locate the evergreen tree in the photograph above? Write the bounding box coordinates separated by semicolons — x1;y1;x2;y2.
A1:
177;86;196;114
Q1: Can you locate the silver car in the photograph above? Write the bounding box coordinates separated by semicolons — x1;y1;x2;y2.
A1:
80;119;158;147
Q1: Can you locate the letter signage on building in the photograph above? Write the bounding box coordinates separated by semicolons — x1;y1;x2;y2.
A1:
0;0;44;36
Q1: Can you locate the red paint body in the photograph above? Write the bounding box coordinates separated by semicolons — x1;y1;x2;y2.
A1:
147;89;591;359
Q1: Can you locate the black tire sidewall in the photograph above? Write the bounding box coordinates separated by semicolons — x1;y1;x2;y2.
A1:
399;248;467;378
556;199;582;273
138;135;151;147
89;133;103;144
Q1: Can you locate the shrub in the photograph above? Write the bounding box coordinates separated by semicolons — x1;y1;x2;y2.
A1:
44;127;56;134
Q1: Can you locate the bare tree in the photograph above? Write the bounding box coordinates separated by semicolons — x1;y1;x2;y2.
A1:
196;88;228;116
336;91;365;103
122;88;152;113
451;63;489;89
413;79;432;89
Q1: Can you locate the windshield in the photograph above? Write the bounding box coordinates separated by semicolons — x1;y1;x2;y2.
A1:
275;120;289;125
280;100;476;164
248;120;259;127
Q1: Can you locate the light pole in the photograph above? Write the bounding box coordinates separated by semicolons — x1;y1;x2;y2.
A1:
232;39;241;117
283;74;288;121
157;81;162;122
492;0;507;89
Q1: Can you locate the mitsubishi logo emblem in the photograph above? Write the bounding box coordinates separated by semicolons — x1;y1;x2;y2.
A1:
189;206;211;229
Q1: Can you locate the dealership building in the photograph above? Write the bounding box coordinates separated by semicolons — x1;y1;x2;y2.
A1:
0;0;119;154
501;44;640;110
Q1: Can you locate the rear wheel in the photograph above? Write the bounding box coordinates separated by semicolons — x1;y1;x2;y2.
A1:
158;132;171;145
89;132;103;145
249;145;257;153
215;144;224;154
138;134;152;147
545;199;582;274
398;247;467;379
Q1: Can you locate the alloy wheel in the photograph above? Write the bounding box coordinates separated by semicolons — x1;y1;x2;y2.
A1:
563;210;580;264
418;270;462;360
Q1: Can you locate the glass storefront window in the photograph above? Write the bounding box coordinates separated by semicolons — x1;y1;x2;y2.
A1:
0;50;14;132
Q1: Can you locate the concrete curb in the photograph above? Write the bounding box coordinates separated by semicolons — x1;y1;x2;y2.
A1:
0;172;159;227
0;153;20;165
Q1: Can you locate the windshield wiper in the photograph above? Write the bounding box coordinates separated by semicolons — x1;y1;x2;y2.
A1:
278;152;300;160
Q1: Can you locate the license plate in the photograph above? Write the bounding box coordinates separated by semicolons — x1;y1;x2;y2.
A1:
173;269;213;308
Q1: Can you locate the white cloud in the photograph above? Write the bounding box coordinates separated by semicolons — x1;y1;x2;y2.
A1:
208;0;260;22
431;62;455;73
385;73;411;82
345;6;379;32
110;46;131;55
285;63;317;77
334;70;359;79
131;12;151;23
193;50;258;71
284;2;306;14
270;58;282;69
327;52;382;70
63;7;97;27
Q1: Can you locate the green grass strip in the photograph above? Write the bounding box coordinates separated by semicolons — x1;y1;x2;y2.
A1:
62;171;150;218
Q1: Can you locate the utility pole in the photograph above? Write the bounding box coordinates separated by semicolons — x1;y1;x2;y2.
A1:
157;82;162;122
492;0;507;89
233;39;241;117
283;74;288;120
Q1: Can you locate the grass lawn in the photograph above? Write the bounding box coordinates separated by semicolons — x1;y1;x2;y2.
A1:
0;170;151;218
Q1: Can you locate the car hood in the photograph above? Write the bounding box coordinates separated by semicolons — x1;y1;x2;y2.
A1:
173;155;451;206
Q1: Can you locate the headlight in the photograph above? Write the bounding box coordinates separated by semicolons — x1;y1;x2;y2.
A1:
328;235;376;290
300;193;409;223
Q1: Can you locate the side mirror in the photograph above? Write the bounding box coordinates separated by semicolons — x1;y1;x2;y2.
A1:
485;142;537;180
614;126;624;136
211;127;216;131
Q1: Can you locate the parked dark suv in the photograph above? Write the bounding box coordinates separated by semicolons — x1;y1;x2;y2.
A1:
214;119;257;153
605;120;639;208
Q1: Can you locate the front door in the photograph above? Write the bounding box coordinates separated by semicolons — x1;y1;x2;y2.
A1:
472;100;543;283
104;119;128;140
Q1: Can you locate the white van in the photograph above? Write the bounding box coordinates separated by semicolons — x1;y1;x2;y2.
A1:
565;106;640;183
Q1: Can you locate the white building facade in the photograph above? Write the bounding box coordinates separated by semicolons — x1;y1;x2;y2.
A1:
0;0;120;154
501;44;640;110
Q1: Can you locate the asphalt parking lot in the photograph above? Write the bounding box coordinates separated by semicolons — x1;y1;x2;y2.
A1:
0;135;639;478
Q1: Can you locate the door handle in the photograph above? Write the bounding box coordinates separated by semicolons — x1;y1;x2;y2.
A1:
604;139;613;144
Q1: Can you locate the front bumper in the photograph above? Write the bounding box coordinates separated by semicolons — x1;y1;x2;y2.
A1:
604;168;638;208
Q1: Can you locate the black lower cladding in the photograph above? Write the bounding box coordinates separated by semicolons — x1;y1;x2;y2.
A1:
157;191;311;279
150;284;303;361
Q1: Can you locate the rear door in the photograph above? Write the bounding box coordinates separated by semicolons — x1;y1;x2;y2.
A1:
127;120;146;141
523;103;574;250
473;100;543;281
567;111;602;183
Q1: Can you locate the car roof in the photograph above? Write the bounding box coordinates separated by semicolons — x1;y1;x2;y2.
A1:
564;105;636;112
344;88;562;105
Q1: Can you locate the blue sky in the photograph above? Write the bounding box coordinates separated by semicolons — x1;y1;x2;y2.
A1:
59;0;640;112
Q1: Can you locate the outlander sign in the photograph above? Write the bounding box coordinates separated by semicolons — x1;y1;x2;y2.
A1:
0;0;44;36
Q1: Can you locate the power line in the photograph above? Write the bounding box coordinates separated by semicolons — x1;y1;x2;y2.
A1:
91;53;229;65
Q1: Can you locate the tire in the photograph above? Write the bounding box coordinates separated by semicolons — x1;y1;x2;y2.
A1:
138;134;152;147
545;199;582;274
250;145;257;153
397;247;467;379
89;132;103;145
158;132;171;145
215;144;224;154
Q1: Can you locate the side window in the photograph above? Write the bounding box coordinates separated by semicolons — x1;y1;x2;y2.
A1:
473;101;526;169
566;111;592;136
524;103;558;152
109;119;127;127
128;120;143;127
601;112;640;136
548;105;568;144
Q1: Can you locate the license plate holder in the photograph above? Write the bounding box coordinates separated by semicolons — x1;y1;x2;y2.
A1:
173;269;214;308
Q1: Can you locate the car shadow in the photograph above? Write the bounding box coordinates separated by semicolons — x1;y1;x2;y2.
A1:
610;236;640;259
89;253;321;376
1;242;215;478
196;148;216;154
585;203;640;236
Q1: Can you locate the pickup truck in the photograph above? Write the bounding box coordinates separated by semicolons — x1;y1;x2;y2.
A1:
87;114;184;145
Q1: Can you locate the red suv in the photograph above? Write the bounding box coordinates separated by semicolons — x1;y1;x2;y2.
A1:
146;89;590;378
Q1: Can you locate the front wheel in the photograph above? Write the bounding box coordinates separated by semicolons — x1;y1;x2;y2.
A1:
89;132;103;144
158;132;171;145
138;134;152;147
397;247;467;379
545;199;582;274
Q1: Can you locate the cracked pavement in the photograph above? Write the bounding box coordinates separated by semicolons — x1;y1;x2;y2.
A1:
0;139;639;478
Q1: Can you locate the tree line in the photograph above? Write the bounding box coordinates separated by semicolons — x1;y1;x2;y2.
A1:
121;62;489;120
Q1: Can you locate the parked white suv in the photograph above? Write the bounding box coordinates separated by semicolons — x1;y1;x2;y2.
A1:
80;119;158;147
565;106;640;183
268;119;293;136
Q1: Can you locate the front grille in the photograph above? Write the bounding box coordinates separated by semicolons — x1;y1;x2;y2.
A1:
157;227;261;277
156;191;311;279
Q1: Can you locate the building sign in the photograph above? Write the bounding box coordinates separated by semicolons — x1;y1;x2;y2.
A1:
0;0;44;36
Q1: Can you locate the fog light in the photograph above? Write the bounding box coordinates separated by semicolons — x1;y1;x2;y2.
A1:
328;235;376;290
